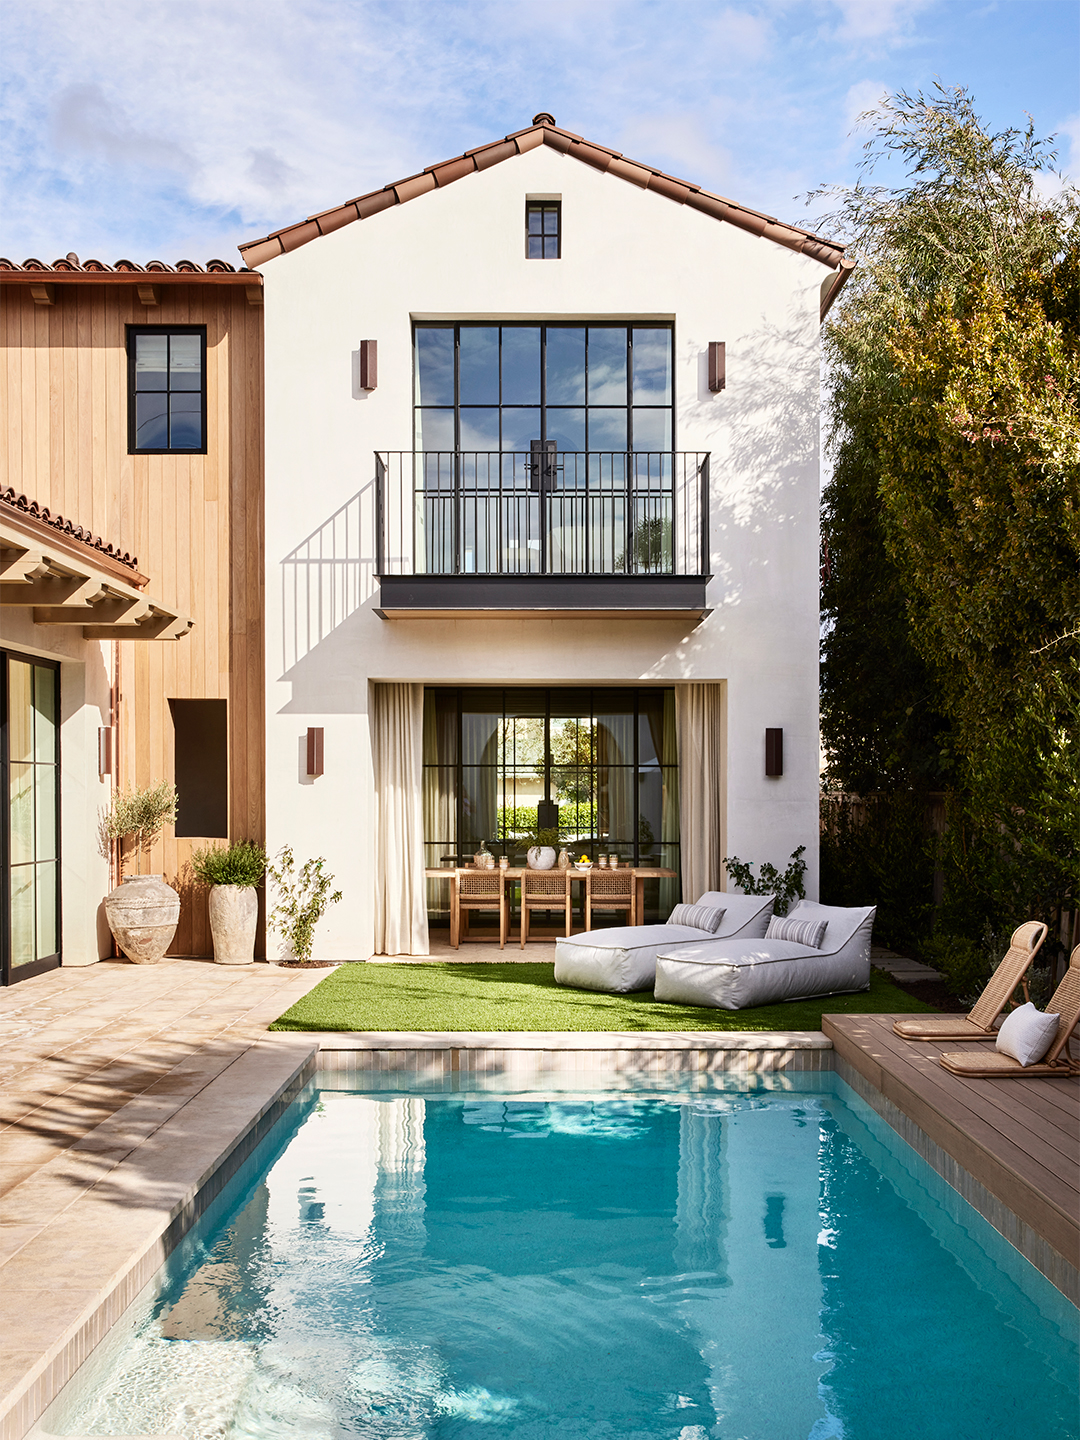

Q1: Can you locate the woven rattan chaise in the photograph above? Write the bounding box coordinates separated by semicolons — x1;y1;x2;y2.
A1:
892;921;1047;1042
939;946;1080;1078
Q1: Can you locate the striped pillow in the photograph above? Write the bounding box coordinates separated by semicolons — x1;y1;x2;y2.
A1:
668;902;726;933
766;915;828;949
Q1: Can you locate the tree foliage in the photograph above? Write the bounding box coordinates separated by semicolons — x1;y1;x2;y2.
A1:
816;84;1080;936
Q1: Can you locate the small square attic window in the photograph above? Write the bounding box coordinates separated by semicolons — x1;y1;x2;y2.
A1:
526;201;560;259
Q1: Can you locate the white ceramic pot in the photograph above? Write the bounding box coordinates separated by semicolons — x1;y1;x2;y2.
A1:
527;846;557;870
208;884;258;964
104;874;180;964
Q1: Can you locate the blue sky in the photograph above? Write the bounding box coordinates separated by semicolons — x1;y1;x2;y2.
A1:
1;0;1076;265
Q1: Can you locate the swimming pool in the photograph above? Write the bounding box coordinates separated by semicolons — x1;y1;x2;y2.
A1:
40;1074;1078;1440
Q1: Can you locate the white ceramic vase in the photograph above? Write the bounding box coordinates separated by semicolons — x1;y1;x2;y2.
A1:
527;846;557;870
104;874;180;964
208;884;258;964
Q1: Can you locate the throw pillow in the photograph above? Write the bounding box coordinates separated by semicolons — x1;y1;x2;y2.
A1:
668;902;726;933
766;915;828;949
995;1002;1060;1067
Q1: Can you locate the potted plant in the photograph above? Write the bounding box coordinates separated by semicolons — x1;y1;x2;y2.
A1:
525;826;560;870
99;781;180;964
266;847;342;966
191;840;269;965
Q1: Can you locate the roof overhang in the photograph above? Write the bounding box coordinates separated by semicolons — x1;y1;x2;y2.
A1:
0;512;193;642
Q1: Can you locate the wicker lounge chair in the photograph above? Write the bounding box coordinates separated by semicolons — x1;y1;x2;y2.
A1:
892;920;1047;1042
939;947;1080;1078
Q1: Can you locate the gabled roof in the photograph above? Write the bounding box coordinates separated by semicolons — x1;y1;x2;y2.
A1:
239;115;849;279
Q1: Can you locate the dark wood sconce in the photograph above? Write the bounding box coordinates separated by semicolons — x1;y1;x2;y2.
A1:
765;728;784;777
306;727;325;777
708;341;726;392
359;339;378;390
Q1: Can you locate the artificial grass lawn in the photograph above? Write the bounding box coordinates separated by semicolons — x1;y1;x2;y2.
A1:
269;961;938;1033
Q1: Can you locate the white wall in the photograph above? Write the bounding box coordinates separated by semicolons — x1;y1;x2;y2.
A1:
3;613;113;966
260;145;823;958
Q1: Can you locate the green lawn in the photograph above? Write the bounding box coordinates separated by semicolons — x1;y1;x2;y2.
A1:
269;962;937;1033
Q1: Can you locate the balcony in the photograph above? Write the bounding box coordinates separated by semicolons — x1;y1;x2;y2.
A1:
374;450;711;618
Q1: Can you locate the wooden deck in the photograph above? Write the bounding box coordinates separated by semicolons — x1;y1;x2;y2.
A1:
824;1014;1079;1286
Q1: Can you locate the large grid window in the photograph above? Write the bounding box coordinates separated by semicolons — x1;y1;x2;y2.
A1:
2;652;60;985
414;323;674;455
526;201;560;258
128;327;207;454
423;686;680;924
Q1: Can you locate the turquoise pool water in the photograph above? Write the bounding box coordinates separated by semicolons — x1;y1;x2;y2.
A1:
50;1074;1077;1440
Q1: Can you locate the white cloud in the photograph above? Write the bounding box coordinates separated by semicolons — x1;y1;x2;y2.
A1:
831;0;933;43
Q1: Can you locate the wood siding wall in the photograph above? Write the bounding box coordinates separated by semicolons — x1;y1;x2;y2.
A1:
0;282;264;956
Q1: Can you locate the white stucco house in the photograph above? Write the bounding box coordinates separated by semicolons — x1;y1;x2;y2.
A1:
241;115;852;959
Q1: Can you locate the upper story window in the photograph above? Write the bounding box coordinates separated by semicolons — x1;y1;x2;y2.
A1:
127;327;207;454
526;202;561;259
414;323;673;454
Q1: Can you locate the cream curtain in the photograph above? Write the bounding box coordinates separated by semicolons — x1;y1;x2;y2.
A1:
372;682;430;956
676;684;725;904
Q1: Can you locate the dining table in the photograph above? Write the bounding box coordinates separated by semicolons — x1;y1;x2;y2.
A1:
424;864;678;942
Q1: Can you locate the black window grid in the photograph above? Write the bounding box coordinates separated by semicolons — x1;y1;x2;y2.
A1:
526;202;560;258
414;323;674;455
126;325;208;455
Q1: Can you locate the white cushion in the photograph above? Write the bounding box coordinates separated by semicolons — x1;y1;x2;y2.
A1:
995;1002;1060;1066
554;925;715;994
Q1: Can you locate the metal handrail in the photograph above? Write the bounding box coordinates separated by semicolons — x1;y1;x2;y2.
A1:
374;451;709;578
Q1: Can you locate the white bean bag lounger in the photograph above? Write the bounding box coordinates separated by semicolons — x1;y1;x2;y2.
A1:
653;900;877;1010
554;893;775;995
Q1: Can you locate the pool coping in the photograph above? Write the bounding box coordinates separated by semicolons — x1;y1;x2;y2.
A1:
4;1026;1076;1439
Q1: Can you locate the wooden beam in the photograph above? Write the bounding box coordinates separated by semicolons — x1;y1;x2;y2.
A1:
137;284;160;306
33;595;148;625
30;284;55;305
83;614;194;641
0;547;50;582
1;576;107;607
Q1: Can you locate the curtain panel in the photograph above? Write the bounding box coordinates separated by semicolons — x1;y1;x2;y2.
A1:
676;684;725;904
372;682;430;956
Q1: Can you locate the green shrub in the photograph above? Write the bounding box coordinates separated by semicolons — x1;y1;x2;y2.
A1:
190;840;268;888
819;791;936;954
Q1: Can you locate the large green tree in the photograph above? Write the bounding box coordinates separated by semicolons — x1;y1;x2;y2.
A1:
817;85;1079;935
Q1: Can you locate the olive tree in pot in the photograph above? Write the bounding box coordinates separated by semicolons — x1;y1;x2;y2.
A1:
266;847;342;967
190;840;269;965
99;782;180;964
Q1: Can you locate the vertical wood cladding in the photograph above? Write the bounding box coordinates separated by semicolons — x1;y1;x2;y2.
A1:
0;282;264;955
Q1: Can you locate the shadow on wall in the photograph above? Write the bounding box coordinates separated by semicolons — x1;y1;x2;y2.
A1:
276;313;818;699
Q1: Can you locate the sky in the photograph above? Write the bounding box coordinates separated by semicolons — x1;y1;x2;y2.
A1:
1;0;1077;266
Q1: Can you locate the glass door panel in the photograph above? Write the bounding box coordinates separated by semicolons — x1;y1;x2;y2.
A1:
3;655;61;983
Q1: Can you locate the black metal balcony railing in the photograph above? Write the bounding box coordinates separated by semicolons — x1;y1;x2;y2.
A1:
375;450;709;579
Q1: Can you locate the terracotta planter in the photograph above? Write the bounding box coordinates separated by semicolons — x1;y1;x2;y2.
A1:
208;884;258;964
104;874;180;964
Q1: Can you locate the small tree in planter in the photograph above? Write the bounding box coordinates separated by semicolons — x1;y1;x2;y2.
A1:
98;782;181;964
191;840;269;966
266;847;342;967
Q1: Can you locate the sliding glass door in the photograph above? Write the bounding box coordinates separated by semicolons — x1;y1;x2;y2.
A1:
2;652;61;984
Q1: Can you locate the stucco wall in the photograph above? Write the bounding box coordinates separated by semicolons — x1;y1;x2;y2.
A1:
260;145;823;958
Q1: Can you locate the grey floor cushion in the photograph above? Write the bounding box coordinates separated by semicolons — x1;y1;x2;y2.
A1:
653;901;877;1009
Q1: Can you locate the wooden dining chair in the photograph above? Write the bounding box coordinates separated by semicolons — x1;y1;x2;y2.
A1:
452;870;509;949
585;868;636;930
520;869;572;948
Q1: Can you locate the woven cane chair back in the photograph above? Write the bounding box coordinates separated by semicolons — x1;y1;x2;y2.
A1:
1045;947;1080;1065
968;920;1047;1030
588;871;634;903
459;872;503;902
522;871;571;903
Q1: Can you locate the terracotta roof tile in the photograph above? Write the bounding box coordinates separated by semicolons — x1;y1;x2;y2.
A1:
0;255;256;284
1;486;141;574
237;118;849;275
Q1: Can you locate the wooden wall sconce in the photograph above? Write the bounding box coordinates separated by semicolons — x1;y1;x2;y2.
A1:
359;340;378;390
306;727;325;778
708;341;726;392
765;728;784;777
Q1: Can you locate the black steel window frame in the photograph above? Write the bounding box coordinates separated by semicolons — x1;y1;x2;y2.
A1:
126;325;208;456
1;650;62;986
423;685;679;870
413;321;675;455
526;201;561;258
